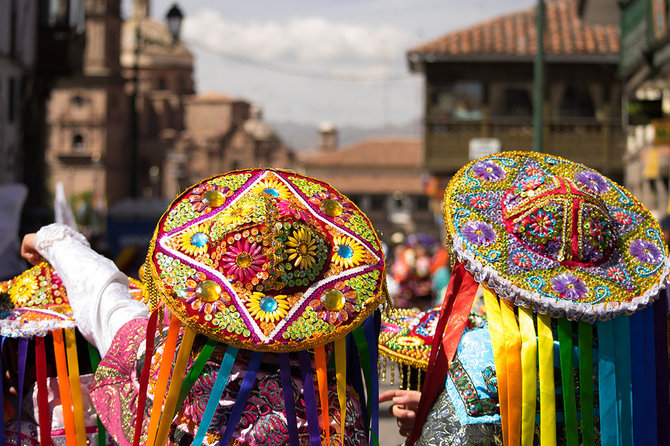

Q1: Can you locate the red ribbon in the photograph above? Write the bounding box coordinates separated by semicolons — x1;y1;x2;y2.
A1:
35;336;52;446
407;262;479;445
132;308;159;446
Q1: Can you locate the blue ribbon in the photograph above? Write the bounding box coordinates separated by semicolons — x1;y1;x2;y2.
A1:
298;350;321;446
654;292;670;446
597;320;618;446
192;346;238;446
364;314;380;446
630;305;657;446
17;338;27;442
613;316;632;446
218;351;263;445
279;353;299;446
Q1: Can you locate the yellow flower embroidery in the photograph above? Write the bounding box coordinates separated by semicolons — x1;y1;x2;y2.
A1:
286;227;317;270
246;292;289;323
331;235;366;268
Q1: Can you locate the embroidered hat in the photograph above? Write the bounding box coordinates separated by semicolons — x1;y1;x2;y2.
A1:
0;262;142;445
409;152;670;446
107;169;386;446
444;151;669;322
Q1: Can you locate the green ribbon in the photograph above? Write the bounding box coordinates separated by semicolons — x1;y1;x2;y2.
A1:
557;319;578;446
352;326;378;445
175;337;218;412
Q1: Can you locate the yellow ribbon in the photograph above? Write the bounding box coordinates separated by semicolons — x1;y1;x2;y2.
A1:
146;314;182;445
482;285;509;445
537;313;557;446
52;329;77;445
500;298;522;446
334;337;347;442
314;345;331;446
518;307;537;446
153;327;196;446
64;329;88;446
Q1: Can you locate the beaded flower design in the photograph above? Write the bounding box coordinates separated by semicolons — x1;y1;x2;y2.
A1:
148;169;386;352
445;152;669;322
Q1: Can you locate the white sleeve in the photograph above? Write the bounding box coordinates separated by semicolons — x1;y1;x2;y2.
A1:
34;223;150;356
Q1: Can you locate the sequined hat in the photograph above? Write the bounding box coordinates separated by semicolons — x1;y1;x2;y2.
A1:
97;169;386;446
409;152;670;446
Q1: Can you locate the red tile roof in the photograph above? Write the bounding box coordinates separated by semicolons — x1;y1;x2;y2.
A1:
300;138;424;194
409;0;618;59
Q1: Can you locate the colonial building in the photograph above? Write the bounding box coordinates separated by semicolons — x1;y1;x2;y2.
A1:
409;0;623;201
300;131;434;244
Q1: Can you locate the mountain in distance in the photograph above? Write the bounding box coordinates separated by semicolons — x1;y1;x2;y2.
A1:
270;119;421;151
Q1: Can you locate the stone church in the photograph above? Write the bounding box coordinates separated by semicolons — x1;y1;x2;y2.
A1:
45;0;294;223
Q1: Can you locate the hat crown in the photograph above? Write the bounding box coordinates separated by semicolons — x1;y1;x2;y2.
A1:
502;174;615;266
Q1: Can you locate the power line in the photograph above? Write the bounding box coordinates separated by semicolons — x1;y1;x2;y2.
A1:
185;39;413;83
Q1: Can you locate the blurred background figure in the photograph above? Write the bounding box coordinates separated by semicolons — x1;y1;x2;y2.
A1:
0;184;28;281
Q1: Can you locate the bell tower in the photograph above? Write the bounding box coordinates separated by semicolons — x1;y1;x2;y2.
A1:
83;0;122;76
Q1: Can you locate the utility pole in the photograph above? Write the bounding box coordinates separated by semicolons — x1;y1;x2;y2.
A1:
533;0;545;152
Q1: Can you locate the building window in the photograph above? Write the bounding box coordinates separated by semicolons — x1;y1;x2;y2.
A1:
503;88;532;117
157;77;167;90
72;95;85;107
371;195;385;210
559;86;595;118
415;195;429;211
430;81;483;121
72;134;85;152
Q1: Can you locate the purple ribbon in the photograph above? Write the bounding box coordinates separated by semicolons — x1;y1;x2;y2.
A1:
364;314;380;445
654;292;669;446
298;350;321;446
0;337;5;445
17;338;28;442
346;333;367;426
630;305;657;446
279;353;299;446
217;351;263;446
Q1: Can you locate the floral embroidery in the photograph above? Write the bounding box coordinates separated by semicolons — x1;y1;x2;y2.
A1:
176;222;211;256
468;196;491;210
551;273;588;300
461;221;496;246
286;227;318;270
525;209;556;239
575;170;609;193
189;183;230;212
606;266;626;282
511;251;533;269
10;275;39;307
309;282;357;325
612;210;633;225
180;272;228;313
251;176;291;200
246;292;289;323
629;239;663;264
472;160;506;181
309;190;353;224
331;235;366;268
219;237;267;285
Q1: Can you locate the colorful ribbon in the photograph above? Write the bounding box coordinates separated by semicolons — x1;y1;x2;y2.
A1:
176;337;217;412
314;345;331;446
154;327;197;446
146;314;182;446
557;319;578;446
482;285;509;445
35;336;52;446
16;338;28;445
52;329;78;446
352;326;373;440
192;345;238;445
364;314;380;446
630;305;657;446
518;306;537;446
133;308;159;446
537;313;556;446
408;263;478;446
654;293;669;446
346;334;367;429
597;319;618;446
577;322;594;446
334;337;347;443
613;316;632;446
298;350;322;446
218;351;263;446
500;298;522;446
279;353;300;446
0;337;5;445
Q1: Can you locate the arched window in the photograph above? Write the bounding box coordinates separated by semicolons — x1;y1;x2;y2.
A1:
72;134;84;152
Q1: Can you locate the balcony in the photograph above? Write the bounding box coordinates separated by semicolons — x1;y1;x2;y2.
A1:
423;117;624;177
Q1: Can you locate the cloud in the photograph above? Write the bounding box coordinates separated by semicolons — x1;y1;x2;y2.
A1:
183;9;417;65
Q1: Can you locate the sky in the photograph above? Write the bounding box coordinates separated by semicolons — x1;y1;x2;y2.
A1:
147;0;535;128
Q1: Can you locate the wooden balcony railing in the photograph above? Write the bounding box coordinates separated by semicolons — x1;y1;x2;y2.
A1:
423;117;624;175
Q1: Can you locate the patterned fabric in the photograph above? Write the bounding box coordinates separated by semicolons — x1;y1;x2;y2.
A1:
445;325;500;425
91;318;367;446
444;152;670;321
0;263;144;338
379;307;439;370
145;169;386;352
